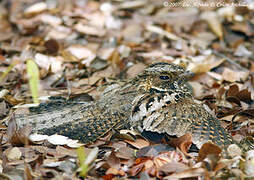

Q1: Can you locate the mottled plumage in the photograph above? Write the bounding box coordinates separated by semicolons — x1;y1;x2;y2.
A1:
14;62;233;148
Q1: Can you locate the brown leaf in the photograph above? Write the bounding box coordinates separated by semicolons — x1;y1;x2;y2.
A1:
226;96;241;106
128;162;145;177
101;174;114;180
105;167;125;176
213;161;227;173
144;159;154;173
55;146;77;158
227;85;252;104
24;163;33;180
240;108;254;117
126;63;146;78
109;49;125;71
3;94;23;106
0;100;9;118
202;154;221;172
125;138;150;149
159;162;189;174
167;133;192;156
231;22;254;37
227;84;240;97
115;146;134;160
201;11;223;39
106;151;120;169
222;68;249;82
236;89;252;103
44;39;59;55
190;56;225;74
154;151;185;169
7;115;30;145
197;143;222;162
164;167;207;179
136;144;173;158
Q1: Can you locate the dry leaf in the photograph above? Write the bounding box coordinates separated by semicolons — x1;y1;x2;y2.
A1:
24;2;47;15
74;23;106;37
119;0;147;9
168;133;192;156
201;11;223;39
106;151;120;169
127;63;146;78
125;138;150;149
245;150;254;176
66;45;94;60
227;144;242;158
197;143;222;162
222;68;249;82
7;147;22;161
159;162;189;174
165;167;207;179
146;24;180;41
136;144;173;158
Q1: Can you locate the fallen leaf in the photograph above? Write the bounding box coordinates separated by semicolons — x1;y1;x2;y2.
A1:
44;39;59;55
245;150;254;176
29;134;48;142
197;143;222;162
127;63;146;78
236;89;252;103
24;163;33;180
24;2;47;15
222;68;249;82
46;134;81;147
122;24;143;43
227;144;242;158
190;55;225;74
40;14;62;26
7;147;22;161
128;161;145;177
34;53;63;72
146;24;180;41
167;133;192;156
119;0;146;9
7;115;31;145
74;23;106;37
234;44;253;57
136;144;174;158
227;84;240;97
66;45;94;60
125;138;150;149
201;11;223;39
115;146;134;160
106;151;120;169
159;162;189;174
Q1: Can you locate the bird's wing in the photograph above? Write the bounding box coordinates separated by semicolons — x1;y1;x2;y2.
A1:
130;92;233;149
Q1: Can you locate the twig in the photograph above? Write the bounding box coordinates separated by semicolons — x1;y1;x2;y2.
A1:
213;51;249;72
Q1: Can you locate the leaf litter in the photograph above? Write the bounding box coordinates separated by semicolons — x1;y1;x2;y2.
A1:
0;0;254;179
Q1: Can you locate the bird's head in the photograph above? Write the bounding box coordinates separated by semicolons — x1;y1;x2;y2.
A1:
136;62;194;92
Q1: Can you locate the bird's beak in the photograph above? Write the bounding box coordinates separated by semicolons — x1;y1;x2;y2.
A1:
180;71;195;79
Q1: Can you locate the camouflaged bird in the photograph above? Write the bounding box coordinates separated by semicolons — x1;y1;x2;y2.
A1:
14;62;233;149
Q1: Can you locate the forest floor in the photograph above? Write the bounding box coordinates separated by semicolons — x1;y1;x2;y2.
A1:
0;0;254;179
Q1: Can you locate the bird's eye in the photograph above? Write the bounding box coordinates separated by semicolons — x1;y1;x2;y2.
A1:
159;75;169;80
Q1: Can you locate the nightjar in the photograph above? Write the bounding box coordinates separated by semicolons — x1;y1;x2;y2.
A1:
14;62;233;149
129;62;233;148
